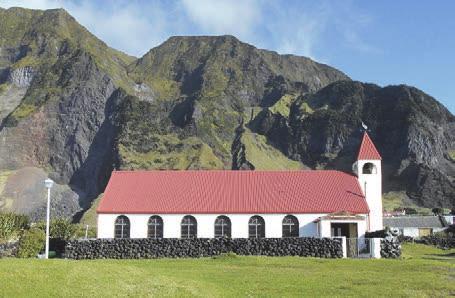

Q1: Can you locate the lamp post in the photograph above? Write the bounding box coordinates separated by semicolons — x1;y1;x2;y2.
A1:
44;178;54;259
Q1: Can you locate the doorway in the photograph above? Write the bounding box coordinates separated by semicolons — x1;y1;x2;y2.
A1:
331;223;358;238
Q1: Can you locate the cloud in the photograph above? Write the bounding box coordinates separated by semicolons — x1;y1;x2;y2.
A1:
260;1;331;60
63;1;173;57
181;0;262;39
0;0;60;9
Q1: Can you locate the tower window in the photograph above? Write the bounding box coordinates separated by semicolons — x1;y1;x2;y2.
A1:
362;163;377;174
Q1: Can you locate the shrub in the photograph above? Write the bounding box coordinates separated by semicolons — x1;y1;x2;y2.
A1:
36;218;78;240
0;213;29;241
403;208;417;215
432;208;443;215
433;231;447;239
17;228;45;258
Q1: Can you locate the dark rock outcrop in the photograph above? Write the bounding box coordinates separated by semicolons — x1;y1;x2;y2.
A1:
251;81;455;207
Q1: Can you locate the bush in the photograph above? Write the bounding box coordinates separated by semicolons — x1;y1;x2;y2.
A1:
17;228;45;258
403;208;417;215
50;219;78;240
432;208;443;215
0;213;29;241
36;218;78;240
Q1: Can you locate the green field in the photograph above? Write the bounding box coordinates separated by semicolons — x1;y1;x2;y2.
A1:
0;243;453;297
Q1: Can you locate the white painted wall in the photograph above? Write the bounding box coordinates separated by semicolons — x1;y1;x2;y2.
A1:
97;213;329;239
354;159;383;232
397;227;445;238
371;238;381;259
443;215;454;225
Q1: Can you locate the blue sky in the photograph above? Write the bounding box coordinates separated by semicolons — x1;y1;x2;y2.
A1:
1;0;454;113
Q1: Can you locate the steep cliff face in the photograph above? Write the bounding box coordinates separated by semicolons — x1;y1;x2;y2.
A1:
250;81;455;207
0;7;453;220
0;7;134;219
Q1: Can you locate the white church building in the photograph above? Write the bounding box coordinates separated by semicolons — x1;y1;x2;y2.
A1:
97;132;383;240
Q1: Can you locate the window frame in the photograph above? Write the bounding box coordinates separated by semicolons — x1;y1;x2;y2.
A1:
181;215;197;239
147;215;163;239
214;215;232;238
248;215;265;238
282;215;299;238
114;215;130;239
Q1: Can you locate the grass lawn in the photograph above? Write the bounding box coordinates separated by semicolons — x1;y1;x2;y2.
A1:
0;243;453;297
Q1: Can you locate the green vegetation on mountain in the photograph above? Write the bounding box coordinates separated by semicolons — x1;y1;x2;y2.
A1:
269;94;296;117
382;191;433;215
241;128;303;170
449;150;455;161
79;194;102;228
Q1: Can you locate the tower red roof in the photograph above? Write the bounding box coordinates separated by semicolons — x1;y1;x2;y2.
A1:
97;170;369;214
357;132;381;160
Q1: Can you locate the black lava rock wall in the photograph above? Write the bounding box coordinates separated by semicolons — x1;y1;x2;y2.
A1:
416;236;455;249
380;239;401;258
65;237;343;259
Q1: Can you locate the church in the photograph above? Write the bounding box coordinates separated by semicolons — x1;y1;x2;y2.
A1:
96;132;383;240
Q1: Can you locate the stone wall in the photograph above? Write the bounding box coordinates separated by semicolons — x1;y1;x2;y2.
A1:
65;237;343;259
380;239;401;258
416;236;455;249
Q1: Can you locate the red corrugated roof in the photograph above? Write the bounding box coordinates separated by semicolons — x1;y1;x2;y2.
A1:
357;132;381;160
97;170;369;214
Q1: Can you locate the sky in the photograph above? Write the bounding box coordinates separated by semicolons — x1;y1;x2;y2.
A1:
1;0;454;113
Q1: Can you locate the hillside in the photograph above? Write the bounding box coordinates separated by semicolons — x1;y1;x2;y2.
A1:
0;7;453;220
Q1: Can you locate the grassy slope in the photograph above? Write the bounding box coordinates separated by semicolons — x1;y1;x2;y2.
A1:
381;191;449;215
0;244;453;296
79;194;102;227
242;128;303;170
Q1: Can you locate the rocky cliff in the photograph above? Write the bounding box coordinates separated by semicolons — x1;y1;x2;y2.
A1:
0;7;453;221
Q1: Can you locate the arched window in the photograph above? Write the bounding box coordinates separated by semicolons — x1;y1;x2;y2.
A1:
362;163;377;174
181;215;197;239
148;215;163;239
248;215;265;238
114;215;130;239
282;215;299;238
214;216;231;238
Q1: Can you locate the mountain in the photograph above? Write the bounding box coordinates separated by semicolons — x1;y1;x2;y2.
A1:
0;7;453;221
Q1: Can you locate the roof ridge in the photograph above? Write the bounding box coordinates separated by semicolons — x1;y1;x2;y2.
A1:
111;169;352;174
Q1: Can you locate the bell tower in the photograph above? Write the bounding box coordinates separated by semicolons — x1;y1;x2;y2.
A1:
352;132;383;231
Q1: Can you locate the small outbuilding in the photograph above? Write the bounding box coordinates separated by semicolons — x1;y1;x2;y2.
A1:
383;216;447;238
